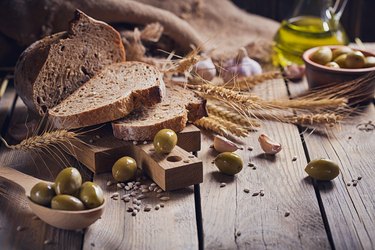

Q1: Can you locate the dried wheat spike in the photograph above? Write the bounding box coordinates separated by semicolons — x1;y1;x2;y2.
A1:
288;113;344;125
1;130;77;151
194;117;228;136
225;71;282;90
190;84;263;109
165;50;200;74
207;103;260;128
209;115;248;137
267;97;348;110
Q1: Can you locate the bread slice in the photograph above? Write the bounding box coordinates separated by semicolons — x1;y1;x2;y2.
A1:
48;62;165;129
112;83;207;141
14;10;126;115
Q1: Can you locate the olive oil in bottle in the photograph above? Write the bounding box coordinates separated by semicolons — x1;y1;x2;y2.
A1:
273;16;348;66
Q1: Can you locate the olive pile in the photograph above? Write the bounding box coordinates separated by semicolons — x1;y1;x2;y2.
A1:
310;46;375;69
30;167;104;211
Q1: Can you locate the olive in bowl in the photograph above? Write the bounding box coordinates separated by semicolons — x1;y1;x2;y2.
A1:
303;46;375;104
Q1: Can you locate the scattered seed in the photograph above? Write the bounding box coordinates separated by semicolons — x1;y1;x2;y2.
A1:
348;136;352;140
183;160;190;163
143;141;148;145
132;211;137;216
243;188;250;193
125;186;131;191
220;183;226;188
133;186;139;191
155;205;160;210
247;146;253;151
353;182;358;187
248;162;254;167
137;194;146;200
124;197;131;202
156;189;163;193
144;206;151;212
252;192;259;197
116;183;122;188
358;176;362;180
111;192;119;198
252;167;257;170
284;211;290;217
112;197;118;201
149;186;154;191
292;156;297;162
133;141;138;145
141;185;148;189
156;193;163;198
128;183;134;188
91;243;95;247
95;135;101;139
150;183;157;187
347;183;351;186
133;199;138;204
260;190;265;196
106;181;113;186
135;182;141;185
89;139;94;143
130;191;138;196
43;239;52;245
239;147;244;150
160;196;170;201
236;231;241;236
127;207;134;212
211;161;214;164
134;205;140;211
188;155;195;158
16;226;25;232
160;203;165;208
141;189;149;193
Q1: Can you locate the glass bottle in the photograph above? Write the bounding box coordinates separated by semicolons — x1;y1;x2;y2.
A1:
273;0;349;66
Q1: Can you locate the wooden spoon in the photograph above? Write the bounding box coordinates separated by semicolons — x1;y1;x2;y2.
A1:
0;166;105;230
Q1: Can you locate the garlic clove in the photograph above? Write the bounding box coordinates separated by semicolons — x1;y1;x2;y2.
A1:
213;135;239;153
193;57;217;81
258;134;282;155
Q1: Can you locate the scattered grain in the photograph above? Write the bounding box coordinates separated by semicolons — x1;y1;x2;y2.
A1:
127;207;134;212
43;239;52;245
160;196;170;201
183;160;190;163
260;190;265;196
247;146;253;151
116;183;122;189
128;183;134;188
156;189;163;193
243;188;250;193
155;205;160;210
143;141;148;145
248;162;254;167
95;135;101;139
358;176;362;180
89;139;94;143
252;192;259;197
284;211;290;217
133;141;138;145
132;211;137;216
16;226;25;232
236;231;241;237
150;183;157;187
106;181;113;186
160;203;165;208
125;186;131;191
220;182;226;188
141;189;149;193
141;185;148;189
347;183;351;186
292;156;297;162
144;206;151;212
124;197;131;202
135;182;141;185
252;167;257;170
137;194;146;200
111;192;119;198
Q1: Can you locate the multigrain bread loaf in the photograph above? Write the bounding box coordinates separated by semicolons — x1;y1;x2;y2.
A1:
14;10;126;115
112;83;207;141
49;62;165;129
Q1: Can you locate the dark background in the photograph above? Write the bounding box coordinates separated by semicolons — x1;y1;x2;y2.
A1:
233;0;374;42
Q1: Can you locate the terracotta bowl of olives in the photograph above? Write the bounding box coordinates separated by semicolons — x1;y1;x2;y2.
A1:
303;46;375;103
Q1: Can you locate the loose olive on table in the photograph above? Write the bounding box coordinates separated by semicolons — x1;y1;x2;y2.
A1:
305;158;340;181
214;152;243;176
30;182;56;206
112;156;137;182
153;129;178;154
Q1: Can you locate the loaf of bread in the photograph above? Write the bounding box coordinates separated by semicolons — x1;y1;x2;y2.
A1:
112;83;207;141
49;62;165;129
14;10;126;115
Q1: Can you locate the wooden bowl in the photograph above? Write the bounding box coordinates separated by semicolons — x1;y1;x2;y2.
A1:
303;46;375;104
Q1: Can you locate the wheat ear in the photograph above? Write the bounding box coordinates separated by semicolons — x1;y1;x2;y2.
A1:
225;71;282;90
209;115;249;137
287;113;344;125
0;130;78;151
194;117;229;136
207;103;260;128
266;98;348;110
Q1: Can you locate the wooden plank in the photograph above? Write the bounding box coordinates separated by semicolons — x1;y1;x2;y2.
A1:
0;96;84;249
83;174;199;249
288;76;375;249
199;78;330;249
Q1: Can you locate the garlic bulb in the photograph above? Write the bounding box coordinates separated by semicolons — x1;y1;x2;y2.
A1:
213;135;239;153
193;57;216;81
258;134;282;155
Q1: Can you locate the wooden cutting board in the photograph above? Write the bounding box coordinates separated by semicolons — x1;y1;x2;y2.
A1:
69;124;203;191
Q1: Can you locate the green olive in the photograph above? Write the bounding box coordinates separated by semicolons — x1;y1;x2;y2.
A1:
310;47;332;65
79;181;104;209
112;156;137;182
305;158;340;181
365;56;375;67
334;54;347;68
214;152;243;175
30;182;56;206
153;129;178;154
54;167;82;195
51;194;85;211
345;51;365;68
325;62;340;68
332;46;352;59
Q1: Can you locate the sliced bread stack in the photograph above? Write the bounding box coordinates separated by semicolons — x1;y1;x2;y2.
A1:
112;83;207;141
15;10;126;115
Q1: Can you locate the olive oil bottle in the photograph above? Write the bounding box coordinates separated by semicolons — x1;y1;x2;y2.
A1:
273;0;349;66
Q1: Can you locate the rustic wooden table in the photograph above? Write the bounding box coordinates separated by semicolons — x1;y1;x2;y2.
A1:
0;44;374;250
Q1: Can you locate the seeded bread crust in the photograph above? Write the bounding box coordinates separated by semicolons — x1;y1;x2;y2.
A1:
14;10;126;115
112;83;207;141
49;62;165;129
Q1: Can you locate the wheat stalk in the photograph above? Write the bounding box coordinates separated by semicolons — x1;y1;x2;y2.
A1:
266;98;348;110
209;115;249;137
0;130;78;152
207;103;260;128
193;117;229;136
224;71;282;90
287;113;344;125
